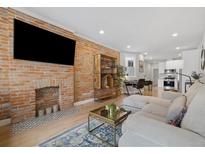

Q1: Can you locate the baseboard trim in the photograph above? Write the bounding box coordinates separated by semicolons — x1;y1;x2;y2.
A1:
0;118;11;127
74;98;94;106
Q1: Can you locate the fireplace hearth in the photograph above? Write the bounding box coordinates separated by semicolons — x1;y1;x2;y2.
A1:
35;86;60;117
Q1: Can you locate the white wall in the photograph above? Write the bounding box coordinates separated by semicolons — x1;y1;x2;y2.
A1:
180;32;205;93
144;62;152;79
166;60;184;69
182;48;200;93
149;63;158;80
158;62;166;74
147;63;158;86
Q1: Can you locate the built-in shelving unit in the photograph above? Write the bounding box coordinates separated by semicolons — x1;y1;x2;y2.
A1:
94;54;118;100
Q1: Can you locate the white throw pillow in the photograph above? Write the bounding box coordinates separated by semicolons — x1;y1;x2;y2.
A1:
166;95;187;126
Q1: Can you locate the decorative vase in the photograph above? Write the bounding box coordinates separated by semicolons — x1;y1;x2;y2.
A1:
45;107;52;114
38;109;44;117
52;104;58;113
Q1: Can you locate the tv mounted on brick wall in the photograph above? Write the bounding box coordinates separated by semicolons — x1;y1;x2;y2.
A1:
14;19;76;66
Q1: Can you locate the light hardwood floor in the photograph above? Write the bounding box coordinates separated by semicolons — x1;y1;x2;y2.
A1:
0;87;159;147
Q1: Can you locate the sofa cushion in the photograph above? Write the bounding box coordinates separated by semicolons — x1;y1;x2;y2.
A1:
142;103;169;118
122;111;167;134
122;95;149;109
146;96;172;107
120;115;205;147
185;80;203;107
139;111;167;123
122;95;171;110
181;85;205;137
119;130;159;147
166;95;187;126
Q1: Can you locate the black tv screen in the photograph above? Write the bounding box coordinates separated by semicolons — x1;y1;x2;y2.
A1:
14;19;76;65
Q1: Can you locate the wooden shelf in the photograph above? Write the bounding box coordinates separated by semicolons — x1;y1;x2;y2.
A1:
94;87;117;100
94;54;118;100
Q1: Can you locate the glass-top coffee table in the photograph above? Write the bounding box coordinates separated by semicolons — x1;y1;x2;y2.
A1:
88;105;131;146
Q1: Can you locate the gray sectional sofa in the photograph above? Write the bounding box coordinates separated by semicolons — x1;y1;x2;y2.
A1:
119;78;205;146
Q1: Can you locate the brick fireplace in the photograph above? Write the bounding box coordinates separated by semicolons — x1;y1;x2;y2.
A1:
36;86;60;115
10;78;74;123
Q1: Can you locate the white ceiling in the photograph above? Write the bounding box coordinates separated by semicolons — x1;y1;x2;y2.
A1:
14;7;205;61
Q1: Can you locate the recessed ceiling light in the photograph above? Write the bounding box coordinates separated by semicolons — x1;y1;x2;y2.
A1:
127;45;131;49
144;52;148;56
178;53;182;57
149;57;153;60
176;47;180;50
172;33;178;37
99;30;104;34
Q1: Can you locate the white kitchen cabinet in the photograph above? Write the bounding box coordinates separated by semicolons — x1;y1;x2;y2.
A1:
158;62;166;74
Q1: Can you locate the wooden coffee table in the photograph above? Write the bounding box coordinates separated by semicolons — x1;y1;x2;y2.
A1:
88;105;131;146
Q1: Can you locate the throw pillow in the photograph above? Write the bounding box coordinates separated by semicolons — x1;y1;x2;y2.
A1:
166;95;187;127
168;107;187;127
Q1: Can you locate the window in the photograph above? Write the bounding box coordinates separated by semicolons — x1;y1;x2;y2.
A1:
125;57;135;76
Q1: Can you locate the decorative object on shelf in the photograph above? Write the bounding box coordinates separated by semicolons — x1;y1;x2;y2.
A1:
201;45;205;70
101;74;113;88
107;74;114;88
139;60;144;72
102;75;108;88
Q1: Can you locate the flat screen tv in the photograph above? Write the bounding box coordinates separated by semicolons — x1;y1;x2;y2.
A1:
14;19;76;65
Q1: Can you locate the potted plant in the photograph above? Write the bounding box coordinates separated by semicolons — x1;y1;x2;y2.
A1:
105;104;119;119
115;65;126;96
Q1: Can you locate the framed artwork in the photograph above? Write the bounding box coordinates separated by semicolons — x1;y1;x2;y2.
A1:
139;60;144;72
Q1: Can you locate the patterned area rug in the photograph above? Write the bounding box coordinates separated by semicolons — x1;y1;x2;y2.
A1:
11;107;79;135
39;119;122;147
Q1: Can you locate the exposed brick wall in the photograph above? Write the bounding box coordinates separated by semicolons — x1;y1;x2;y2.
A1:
0;8;10;120
7;9;75;123
0;8;120;123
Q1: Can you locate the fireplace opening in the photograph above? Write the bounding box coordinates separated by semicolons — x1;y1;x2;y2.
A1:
35;86;60;117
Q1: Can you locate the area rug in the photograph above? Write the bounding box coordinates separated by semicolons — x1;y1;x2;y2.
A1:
11;107;79;135
39;119;122;147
